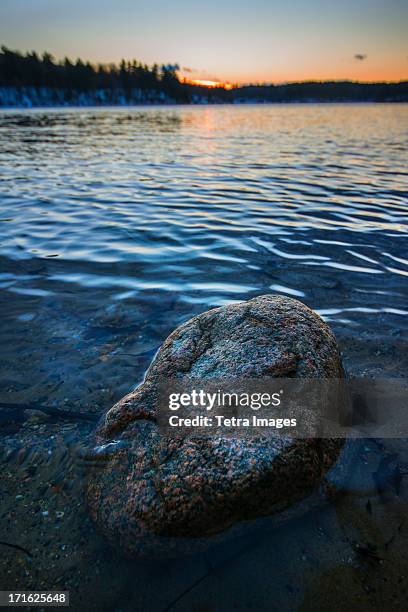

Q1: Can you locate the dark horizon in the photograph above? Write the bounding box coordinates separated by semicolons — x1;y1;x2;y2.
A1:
1;46;407;107
2;46;407;88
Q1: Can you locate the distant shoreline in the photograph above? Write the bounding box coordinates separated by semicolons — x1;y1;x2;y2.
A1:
2;48;407;107
1;101;408;111
0;82;407;109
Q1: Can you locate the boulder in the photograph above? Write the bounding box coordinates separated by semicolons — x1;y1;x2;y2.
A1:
86;295;345;558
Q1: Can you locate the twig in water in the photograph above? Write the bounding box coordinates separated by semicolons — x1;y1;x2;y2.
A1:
0;541;32;557
0;402;98;422
385;521;404;550
162;532;264;611
162;571;210;612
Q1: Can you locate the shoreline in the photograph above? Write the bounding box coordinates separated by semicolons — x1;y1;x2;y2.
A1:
1;326;407;610
1;100;408;110
0;81;407;109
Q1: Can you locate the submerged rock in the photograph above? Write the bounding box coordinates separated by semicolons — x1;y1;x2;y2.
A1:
86;295;345;558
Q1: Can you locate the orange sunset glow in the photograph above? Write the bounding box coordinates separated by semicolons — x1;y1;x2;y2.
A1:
180;77;234;90
0;0;407;85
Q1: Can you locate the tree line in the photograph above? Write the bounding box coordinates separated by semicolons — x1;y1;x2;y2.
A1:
0;46;187;100
0;46;407;104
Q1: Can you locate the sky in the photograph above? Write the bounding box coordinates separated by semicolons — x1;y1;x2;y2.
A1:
0;0;407;84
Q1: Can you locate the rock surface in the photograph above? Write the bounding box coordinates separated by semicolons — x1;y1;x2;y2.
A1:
86;295;345;558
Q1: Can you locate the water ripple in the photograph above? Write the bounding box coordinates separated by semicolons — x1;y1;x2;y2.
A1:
0;104;407;335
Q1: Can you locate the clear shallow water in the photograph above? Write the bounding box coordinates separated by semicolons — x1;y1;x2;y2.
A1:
0;104;408;610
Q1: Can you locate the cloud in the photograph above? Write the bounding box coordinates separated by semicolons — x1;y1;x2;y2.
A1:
181;66;221;81
354;54;367;61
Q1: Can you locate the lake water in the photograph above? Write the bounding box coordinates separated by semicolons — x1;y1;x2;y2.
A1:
0;104;407;610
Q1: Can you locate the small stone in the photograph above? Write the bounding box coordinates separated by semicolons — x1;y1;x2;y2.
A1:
24;409;50;424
